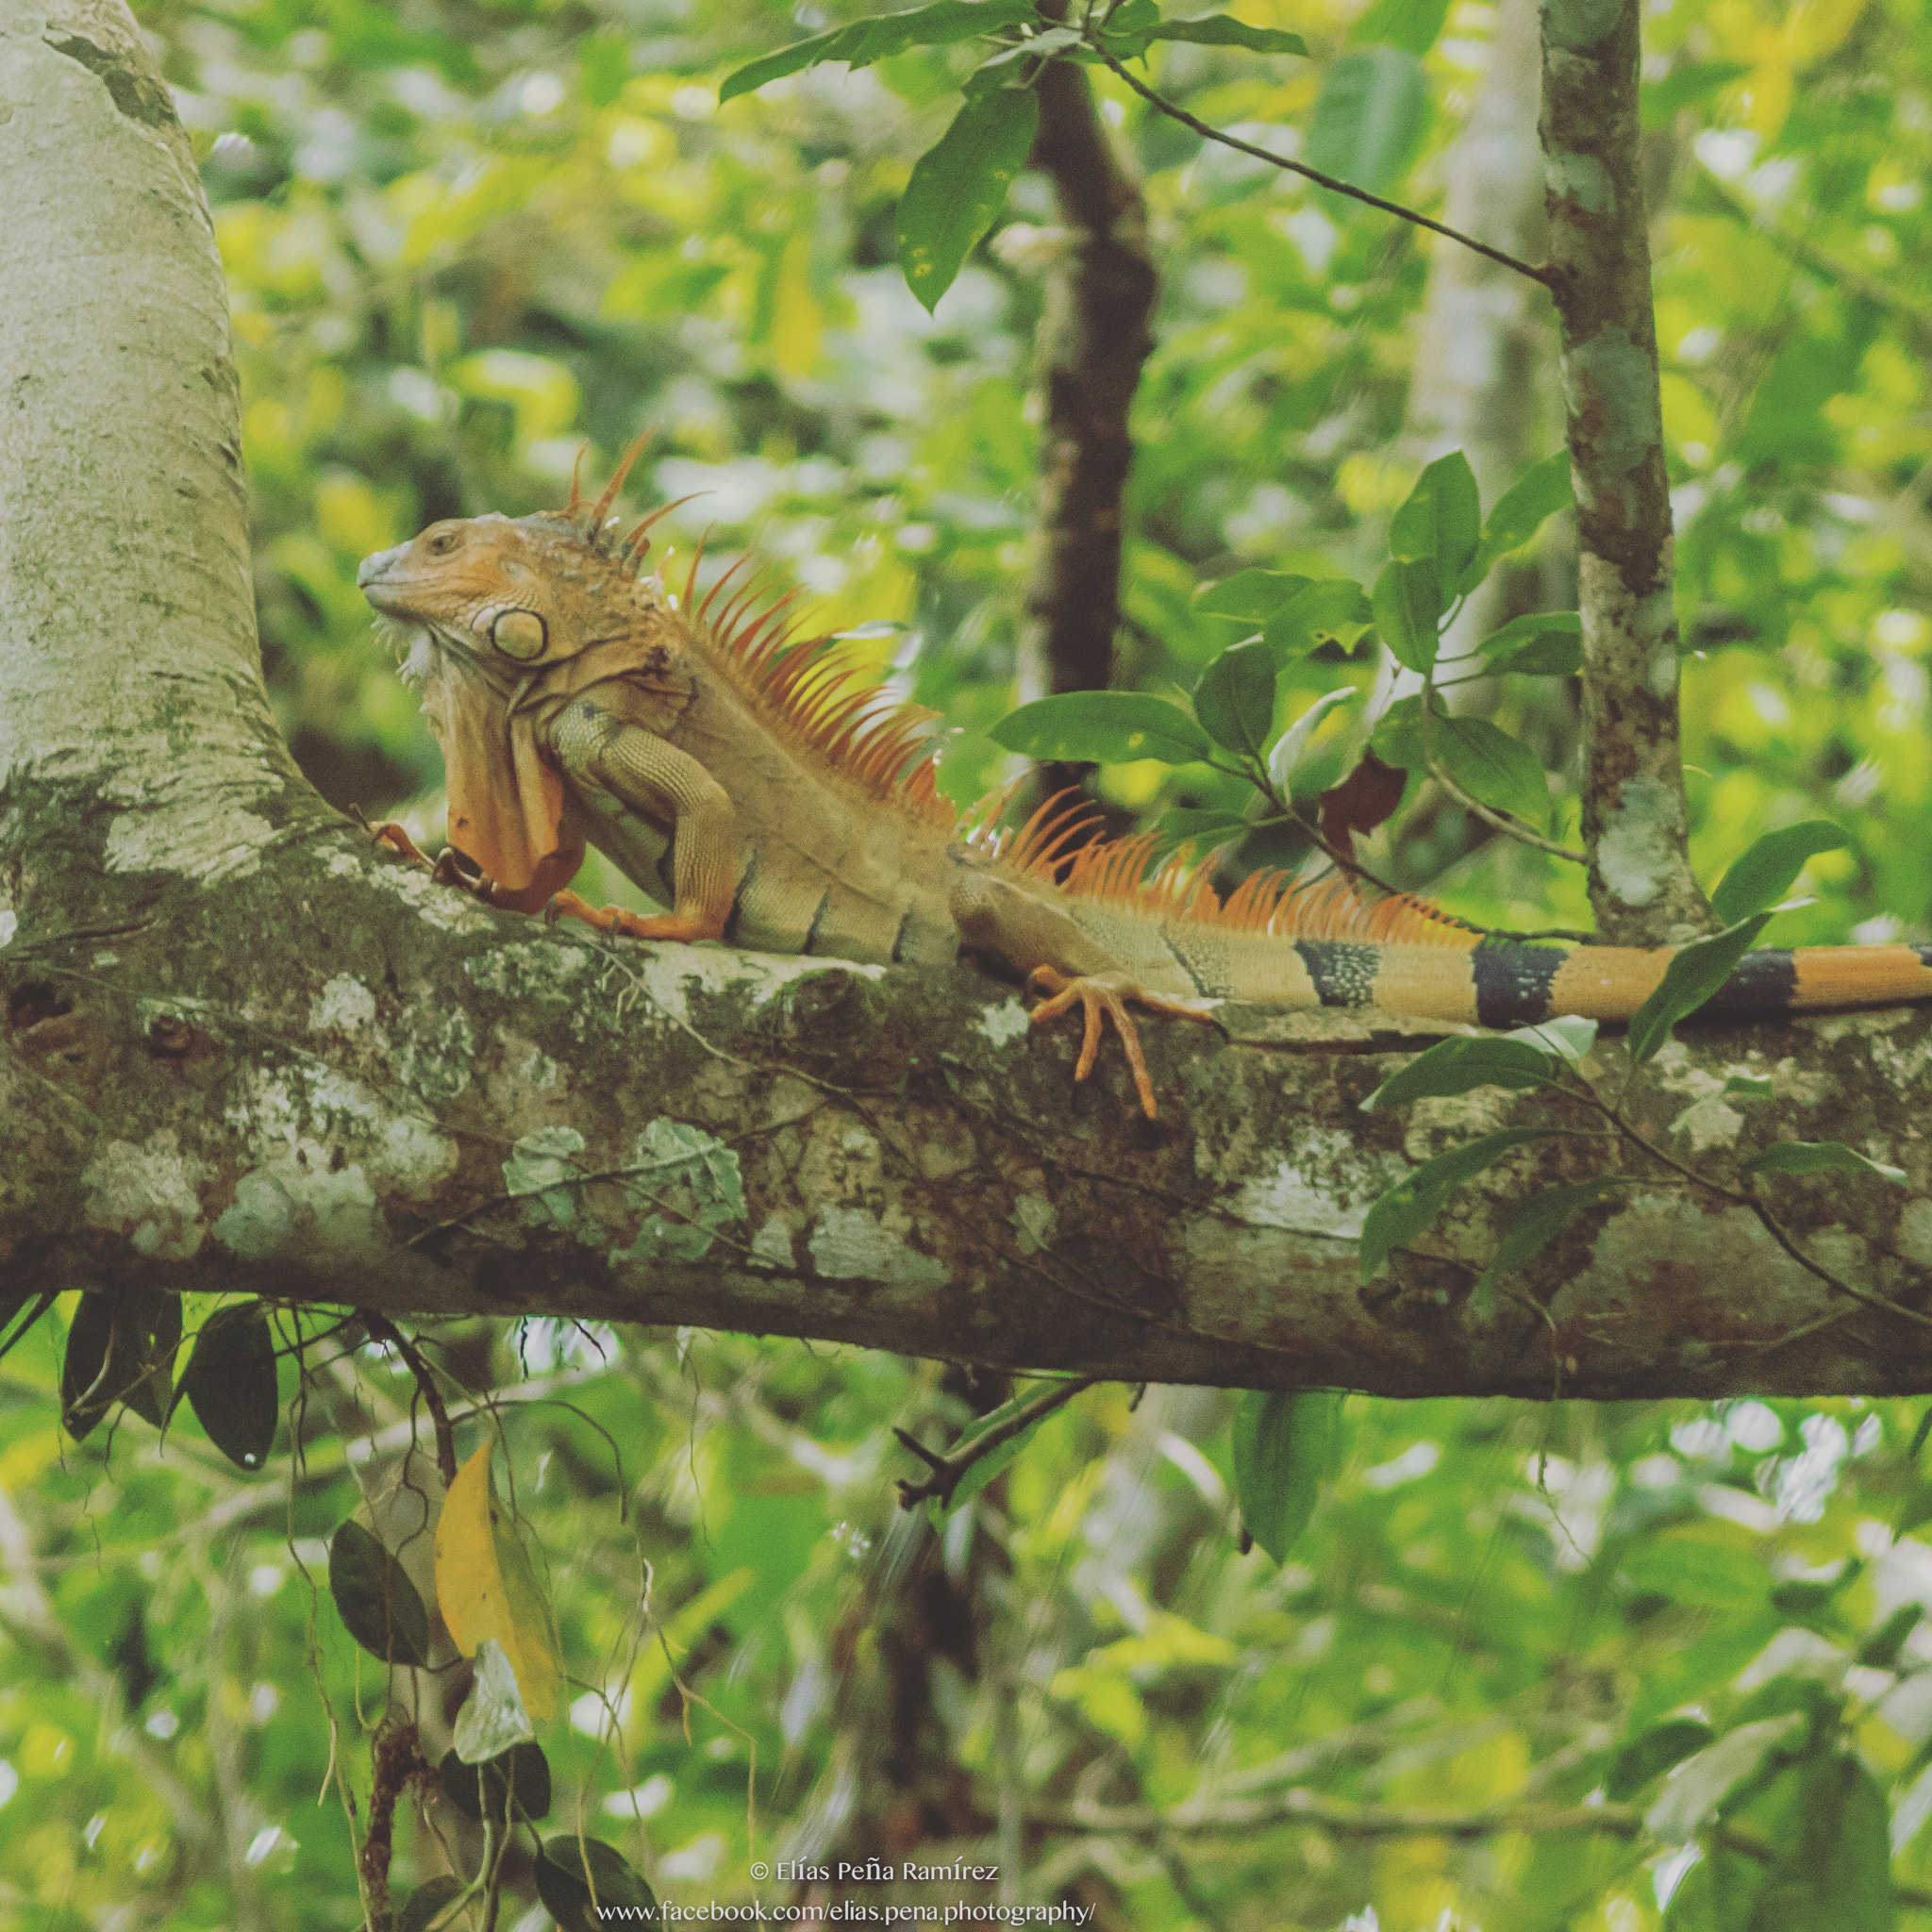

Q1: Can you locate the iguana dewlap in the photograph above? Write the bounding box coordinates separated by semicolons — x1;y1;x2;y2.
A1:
358;454;1932;1117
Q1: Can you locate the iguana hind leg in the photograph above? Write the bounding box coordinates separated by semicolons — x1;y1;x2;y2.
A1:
1024;967;1219;1121
543;891;726;942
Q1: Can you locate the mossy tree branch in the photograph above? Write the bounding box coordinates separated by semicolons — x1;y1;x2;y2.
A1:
6;3;1932;1404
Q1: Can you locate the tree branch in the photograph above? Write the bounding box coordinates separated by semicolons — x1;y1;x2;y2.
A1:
6;3;1932;1405
1539;0;1712;941
1090;44;1552;287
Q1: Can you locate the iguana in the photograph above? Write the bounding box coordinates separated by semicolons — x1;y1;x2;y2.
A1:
358;448;1932;1117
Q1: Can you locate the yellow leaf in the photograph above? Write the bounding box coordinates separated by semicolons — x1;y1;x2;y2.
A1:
435;1442;564;1722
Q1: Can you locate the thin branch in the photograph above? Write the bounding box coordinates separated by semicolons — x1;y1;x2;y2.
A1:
1087;43;1552;288
895;1376;1096;1508
358;1310;458;1487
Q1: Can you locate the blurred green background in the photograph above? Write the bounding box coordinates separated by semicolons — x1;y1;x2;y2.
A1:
4;0;1932;1923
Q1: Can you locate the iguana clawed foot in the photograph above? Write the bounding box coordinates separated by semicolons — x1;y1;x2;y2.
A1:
542;890;729;943
368;820;435;870
1024;967;1220;1120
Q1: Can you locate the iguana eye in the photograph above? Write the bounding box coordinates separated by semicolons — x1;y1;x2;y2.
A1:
491;608;548;660
425;526;462;556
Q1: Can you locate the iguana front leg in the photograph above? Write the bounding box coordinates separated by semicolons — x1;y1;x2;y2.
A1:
367;820;587;915
545;697;738;941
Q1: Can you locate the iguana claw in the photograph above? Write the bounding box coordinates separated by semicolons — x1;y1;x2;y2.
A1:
1024;966;1219;1121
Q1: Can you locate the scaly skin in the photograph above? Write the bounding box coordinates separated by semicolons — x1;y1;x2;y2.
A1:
358;459;1932;1117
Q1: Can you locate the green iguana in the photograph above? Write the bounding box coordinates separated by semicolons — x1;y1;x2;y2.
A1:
358;447;1932;1116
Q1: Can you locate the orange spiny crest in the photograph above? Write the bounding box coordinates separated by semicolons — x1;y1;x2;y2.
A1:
1006;810;1482;949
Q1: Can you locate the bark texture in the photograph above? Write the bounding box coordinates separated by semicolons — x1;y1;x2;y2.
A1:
1012;56;1158;798
1539;0;1712;942
7;4;1932;1404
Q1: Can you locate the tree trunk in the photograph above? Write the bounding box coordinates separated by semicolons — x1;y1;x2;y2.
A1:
6;3;1931;1404
1540;0;1713;942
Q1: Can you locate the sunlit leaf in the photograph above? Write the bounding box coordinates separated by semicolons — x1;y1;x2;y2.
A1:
1426;714;1550;824
1477;609;1582;678
1194;569;1309;622
1708;820;1849;924
1145;16;1308;55
720;0;1037;102
991;691;1213;765
1372;557;1441;674
1194;641;1278;760
1349;0;1453;54
898;87;1041;314
1267;686;1356;791
1260;577;1374;657
1361;1034;1557;1112
1391;450;1480;580
1471;451;1572;579
1643;1712;1807;1840
452;1640;537;1763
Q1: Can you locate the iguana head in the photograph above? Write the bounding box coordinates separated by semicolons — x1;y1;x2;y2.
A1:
358;442;667;888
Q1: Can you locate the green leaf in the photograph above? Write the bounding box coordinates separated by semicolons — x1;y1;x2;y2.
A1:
1506;1014;1598;1061
180;1303;279;1471
1358;1128;1557;1280
1722;1074;1775;1101
1159;807;1256;845
1231;1390;1343;1563
396;1877;469;1932
1193;641;1278;760
949;1393;1058;1510
1471;1179;1624;1316
1427;714;1551;824
1643;1712;1807;1840
1145;16;1308;55
1194;569;1308;622
327;1520;431;1671
439;1741;553;1827
1391;450;1481;581
720;0;1037;102
1708;820;1850;924
1471;451;1573;580
60;1288;179;1440
1305;46;1428;193
578;30;630;108
1747;1141;1907;1185
1606;1719;1717;1801
991;691;1213;766
1372;557;1442;674
1361;1034;1557;1112
1857;1603;1922;1670
535;1837;659;1932
1266;686;1357;791
0;1287;57;1366
1626;914;1774;1066
898;87;1041;314
1260;577;1374;657
1349;0;1452;53
1477;610;1582;679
